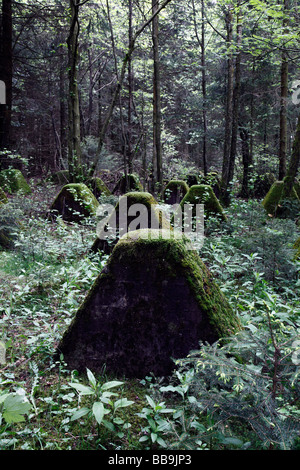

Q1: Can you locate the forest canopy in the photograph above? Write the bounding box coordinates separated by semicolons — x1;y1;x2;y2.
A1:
0;0;300;192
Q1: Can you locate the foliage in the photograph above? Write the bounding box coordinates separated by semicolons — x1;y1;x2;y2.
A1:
0;182;299;450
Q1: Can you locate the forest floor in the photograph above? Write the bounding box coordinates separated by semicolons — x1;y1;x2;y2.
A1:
0;178;299;451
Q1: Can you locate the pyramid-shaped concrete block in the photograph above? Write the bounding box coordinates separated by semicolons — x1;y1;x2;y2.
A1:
91;192;171;254
49;183;99;223
57;229;241;378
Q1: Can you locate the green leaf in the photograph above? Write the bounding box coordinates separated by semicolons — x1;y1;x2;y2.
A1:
86;368;97;389
114;398;134;409
101;381;124;391
2;394;32;424
146;395;156;409
68;383;94;395
92;401;105;425
70;407;90;421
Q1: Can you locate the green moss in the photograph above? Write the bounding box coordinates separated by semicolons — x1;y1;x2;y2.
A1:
178;184;227;222
249;173;276;199
163;180;189;204
88;177;111;199
0;186;8;205
262;180;299;216
91;229;241;338
57;228;241;377
91;191;171;253
293;237;300;260
113;174;143;194
50;183;99;223
113;229;241;338
0;169;31;195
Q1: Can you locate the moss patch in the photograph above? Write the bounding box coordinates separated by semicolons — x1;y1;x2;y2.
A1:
293;237;300;259
87;176;111;199
178;184;227;222
0;169;31;195
0;186;8;205
57;229;241;378
262;180;300;217
49;183;99;223
163;180;189;204
91;192;171;254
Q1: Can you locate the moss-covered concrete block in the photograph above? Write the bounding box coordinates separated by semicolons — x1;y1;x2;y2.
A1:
293;237;300;260
178;184;227;222
50;170;70;185
198;172;221;198
0;169;31;195
49;183;99;223
88;177;111;199
249;173;276;199
163;180;189;205
91;191;171;254
262;180;299;217
56;229;241;378
113;173;143;194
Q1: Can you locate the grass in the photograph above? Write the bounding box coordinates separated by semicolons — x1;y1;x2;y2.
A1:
0;179;299;450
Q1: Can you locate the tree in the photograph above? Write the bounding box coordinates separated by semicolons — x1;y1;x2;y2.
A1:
90;0;174;177
0;0;12;150
278;0;290;180
67;0;89;182
152;0;163;191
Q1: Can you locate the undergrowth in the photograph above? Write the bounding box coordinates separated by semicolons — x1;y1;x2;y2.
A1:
0;182;299;450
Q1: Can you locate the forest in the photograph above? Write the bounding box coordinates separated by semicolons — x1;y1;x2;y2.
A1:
0;0;300;453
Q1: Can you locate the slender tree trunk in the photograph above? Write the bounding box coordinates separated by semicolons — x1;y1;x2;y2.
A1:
127;0;134;174
59;45;67;164
240;127;252;197
152;0;163;192
192;0;208;175
67;0;82;182
90;0;173;177
221;7;234;193
0;0;13;150
228;1;242;187
279;0;289;180
201;0;207;176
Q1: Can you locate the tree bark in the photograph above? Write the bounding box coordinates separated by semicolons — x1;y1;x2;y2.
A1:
67;0;83;182
278;0;289;180
90;0;173;177
240;127;252;197
228;1;242;187
127;0;134;175
152;0;163;192
0;0;13;150
221;7;234;193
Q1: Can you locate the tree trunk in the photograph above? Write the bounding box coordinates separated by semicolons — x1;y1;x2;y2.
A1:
152;0;163;192
228;1;242;187
127;0;134;175
0;0;13;150
201;0;208;176
67;0;82;182
221;7;234;194
90;0;173;178
278;0;289;180
240;127;252;197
